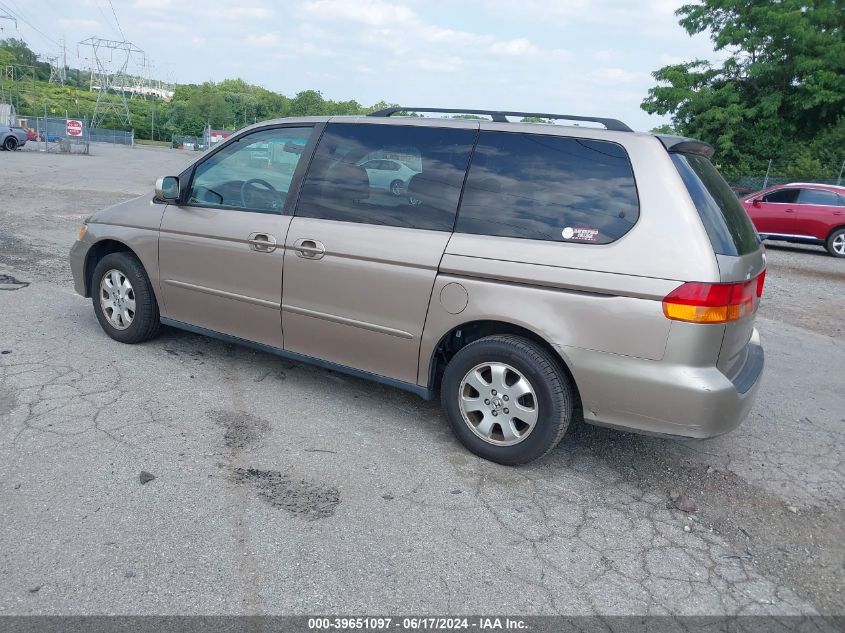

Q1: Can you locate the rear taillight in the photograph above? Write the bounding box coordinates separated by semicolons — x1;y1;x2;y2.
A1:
662;271;765;324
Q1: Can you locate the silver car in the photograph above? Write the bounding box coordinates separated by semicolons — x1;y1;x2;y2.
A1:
69;107;766;465
0;124;28;151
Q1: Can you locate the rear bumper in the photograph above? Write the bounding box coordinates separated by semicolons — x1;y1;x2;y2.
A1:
560;328;764;438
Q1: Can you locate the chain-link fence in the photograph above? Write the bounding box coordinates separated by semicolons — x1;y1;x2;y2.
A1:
17;116;90;154
732;175;842;192
730;158;845;193
16;116;135;153
89;127;133;145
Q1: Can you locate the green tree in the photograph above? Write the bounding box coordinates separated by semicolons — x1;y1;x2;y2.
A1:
641;1;845;182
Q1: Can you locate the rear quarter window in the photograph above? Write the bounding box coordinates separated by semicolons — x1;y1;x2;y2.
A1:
798;188;841;206
671;153;760;256
455;131;639;244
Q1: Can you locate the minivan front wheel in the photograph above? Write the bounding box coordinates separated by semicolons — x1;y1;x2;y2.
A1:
826;228;845;258
440;335;574;465
91;252;161;344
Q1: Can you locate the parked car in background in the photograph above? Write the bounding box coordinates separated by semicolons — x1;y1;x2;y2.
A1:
0;124;28;150
358;158;420;195
740;183;845;257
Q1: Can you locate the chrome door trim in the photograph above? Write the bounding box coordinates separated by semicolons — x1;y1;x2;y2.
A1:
281;304;414;339
292;238;326;259
759;232;819;240
247;232;278;252
163;279;280;309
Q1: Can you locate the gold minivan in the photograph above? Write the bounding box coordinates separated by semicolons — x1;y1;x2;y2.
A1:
70;108;766;465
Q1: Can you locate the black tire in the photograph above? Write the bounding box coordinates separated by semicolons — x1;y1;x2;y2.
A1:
440;335;574;465
389;179;405;196
825;227;845;258
3;136;17;151
91;252;161;344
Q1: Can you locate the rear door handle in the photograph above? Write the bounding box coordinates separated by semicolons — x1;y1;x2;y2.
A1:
292;238;326;260
247;233;277;252
784;208;795;213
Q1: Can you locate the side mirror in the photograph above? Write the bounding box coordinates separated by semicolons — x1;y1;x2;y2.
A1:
751;197;763;207
155;176;180;202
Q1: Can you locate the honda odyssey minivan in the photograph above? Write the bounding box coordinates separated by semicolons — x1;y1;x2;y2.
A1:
70;107;766;465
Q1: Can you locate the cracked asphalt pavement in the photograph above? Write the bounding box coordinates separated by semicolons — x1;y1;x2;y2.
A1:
1;145;843;616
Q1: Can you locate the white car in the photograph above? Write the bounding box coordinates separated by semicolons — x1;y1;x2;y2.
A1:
358;158;420;195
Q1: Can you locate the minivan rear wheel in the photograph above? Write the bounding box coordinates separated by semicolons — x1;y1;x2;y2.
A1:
440;335;574;465
91;252;161;344
826;228;845;258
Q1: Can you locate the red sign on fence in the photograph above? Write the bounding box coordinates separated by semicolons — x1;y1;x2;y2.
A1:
66;119;83;137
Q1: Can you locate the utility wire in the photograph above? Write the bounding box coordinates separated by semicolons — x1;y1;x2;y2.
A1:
0;0;60;46
106;0;125;40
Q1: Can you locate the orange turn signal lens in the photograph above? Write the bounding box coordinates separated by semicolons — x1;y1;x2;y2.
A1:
76;224;88;241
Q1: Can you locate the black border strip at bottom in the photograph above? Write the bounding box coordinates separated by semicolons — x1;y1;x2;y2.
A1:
0;616;842;633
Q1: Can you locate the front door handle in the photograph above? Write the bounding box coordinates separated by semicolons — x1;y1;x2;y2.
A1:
293;238;326;260
784;208;795;213
247;233;277;252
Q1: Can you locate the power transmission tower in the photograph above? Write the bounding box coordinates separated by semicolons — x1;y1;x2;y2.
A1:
39;54;65;85
78;36;145;129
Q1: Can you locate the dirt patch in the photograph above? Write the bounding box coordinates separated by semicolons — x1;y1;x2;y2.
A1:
231;467;340;519
209;409;270;450
0;274;29;290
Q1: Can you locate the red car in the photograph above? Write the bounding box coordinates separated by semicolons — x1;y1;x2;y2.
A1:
740;183;845;257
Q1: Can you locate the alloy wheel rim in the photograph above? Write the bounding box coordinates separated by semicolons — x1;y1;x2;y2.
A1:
458;362;539;446
833;234;845;255
99;269;136;330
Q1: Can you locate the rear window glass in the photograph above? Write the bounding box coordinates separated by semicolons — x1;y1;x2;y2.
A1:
455;131;639;244
671;153;760;256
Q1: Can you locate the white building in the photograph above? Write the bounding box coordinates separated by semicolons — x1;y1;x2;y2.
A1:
0;103;16;126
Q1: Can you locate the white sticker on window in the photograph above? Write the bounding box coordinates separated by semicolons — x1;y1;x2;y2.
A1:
563;227;599;242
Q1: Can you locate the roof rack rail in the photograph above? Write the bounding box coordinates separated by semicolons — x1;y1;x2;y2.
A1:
367;107;633;132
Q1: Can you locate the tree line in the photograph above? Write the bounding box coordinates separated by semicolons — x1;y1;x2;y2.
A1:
643;0;845;182
0;38;388;141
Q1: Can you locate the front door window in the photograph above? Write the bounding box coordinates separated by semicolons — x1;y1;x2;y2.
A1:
188;127;313;214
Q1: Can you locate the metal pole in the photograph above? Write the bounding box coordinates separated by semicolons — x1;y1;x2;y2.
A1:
43;103;47;152
837;159;844;186
763;158;772;190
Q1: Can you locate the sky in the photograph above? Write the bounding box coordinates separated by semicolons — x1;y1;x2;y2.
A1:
0;0;723;131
